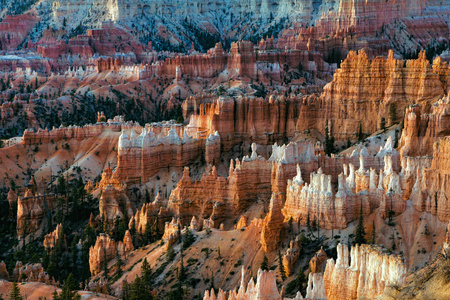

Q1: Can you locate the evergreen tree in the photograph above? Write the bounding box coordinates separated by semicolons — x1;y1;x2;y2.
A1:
141;258;152;288
57;175;66;196
307;213;311;233
182;228;195;249
179;250;186;282
9;282;22;300
47;250;59;280
115;250;123;279
354;203;366;245
143;221;153;245
295;270;307;295
144;189;150;204
261;255;269;271
122;279;130;300
380;117;386;131
357;123;364;141
389;103;396;125
371;221;376;244
278;250;286;280
166;245;175;262
52;290;59;300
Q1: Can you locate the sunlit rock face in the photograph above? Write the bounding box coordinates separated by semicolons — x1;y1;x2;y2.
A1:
324;243;406;300
88;232;133;275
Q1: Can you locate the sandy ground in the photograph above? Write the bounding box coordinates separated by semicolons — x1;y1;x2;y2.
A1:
0;280;116;300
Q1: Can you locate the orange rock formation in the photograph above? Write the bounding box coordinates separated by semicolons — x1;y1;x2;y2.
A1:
324;243;406;300
88;231;134;275
43;223;64;251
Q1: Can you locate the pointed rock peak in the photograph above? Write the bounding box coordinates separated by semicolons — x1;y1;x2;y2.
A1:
120;129;128;140
182;166;190;179
360;146;369;156
384;136;393;151
293;164;303;185
251;142;258;159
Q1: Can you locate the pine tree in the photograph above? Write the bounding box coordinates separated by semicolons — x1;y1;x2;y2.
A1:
141;258;152;288
143;221;153;245
122;279;130;300
371;221;376;244
52;290;59;300
57;175;66;196
261;255;269;271
278;250;286;280
357;123;364;141
179;250;186;282
389;103;396;125
182;227;195;249
354;203;366;245
166;245;175;262
380;117;386;131
9;282;22;300
307;213;311;233
115;250;123;279
295;270;307;295
144;189;150;204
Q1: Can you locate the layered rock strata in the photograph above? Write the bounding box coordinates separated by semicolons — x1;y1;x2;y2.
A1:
12;262;50;284
162;218;181;249
106;126;207;185
88;231;134;275
22;115;134;145
309;247;328;274
43;223;63;251
399;95;450;157
282;153;405;229
128;192;166;235
323;243;406;300
282;237;301;276
203;268;282;300
16;189;57;236
0;12;39;51
167;141;317;228
186;50;450;143
410;137;450;222
99;184;133;222
261;193;284;252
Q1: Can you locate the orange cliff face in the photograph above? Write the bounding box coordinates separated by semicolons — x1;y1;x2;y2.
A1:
201;243;406;300
324;243;406;300
88;231;133;276
166;141;318;229
399;96;450;158
410;137;450;222
282;149;405;230
16;189;58;237
105;125;208;185
185;50;450;144
186;94;319;151
43;223;64;251
319;49;446;140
